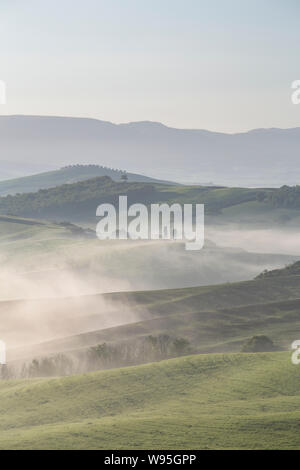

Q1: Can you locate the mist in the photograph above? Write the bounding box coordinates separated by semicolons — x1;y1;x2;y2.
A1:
206;225;300;255
0;227;298;362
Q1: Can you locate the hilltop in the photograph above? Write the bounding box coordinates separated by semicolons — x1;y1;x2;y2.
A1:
257;260;300;279
0;164;176;197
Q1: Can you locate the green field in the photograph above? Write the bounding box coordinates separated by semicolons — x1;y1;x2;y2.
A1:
0;215;90;267
0;351;299;449
1;167;300;228
0;174;276;225
1;174;300;227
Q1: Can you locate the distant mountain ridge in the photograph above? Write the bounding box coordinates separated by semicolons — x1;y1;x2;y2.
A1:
0;115;300;185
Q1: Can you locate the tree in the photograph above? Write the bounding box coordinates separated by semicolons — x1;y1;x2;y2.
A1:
172;337;192;356
256;191;266;202
242;335;275;353
121;172;128;182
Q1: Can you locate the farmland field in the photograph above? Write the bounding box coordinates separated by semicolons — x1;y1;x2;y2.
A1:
0;352;299;449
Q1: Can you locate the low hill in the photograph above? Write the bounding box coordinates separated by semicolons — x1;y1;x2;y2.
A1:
0;165;176;197
12;294;300;362
0;214;89;245
0;176;161;223
256;261;300;279
7;274;300;362
1;174;300;226
0;174;270;224
0;352;299;449
0;213;295;304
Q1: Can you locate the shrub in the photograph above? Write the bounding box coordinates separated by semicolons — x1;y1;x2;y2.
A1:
242;335;275;353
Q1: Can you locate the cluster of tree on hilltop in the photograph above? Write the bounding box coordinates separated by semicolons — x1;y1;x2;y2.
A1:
257;185;300;208
61;164;126;174
256;261;300;279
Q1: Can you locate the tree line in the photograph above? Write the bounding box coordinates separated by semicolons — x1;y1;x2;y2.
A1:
0;334;193;380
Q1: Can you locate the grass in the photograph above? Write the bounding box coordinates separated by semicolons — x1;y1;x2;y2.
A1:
7;273;300;362
0;351;300;449
1;171;299;227
0;174;269;225
0;215;94;268
55;295;300;354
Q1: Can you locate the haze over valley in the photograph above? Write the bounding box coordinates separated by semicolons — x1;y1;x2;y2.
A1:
1;116;300;186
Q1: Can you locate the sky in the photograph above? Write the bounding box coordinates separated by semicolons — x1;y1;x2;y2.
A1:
0;0;300;132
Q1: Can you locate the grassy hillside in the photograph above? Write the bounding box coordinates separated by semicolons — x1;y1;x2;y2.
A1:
0;165;176;196
8;274;300;362
0;174;272;224
0;352;299;449
0;215;93;266
0;176;159;223
0;214;87;244
0;174;299;226
32;295;300;357
256;261;300;279
0;212;296;311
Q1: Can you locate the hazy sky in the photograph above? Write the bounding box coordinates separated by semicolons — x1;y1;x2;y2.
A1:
0;0;300;132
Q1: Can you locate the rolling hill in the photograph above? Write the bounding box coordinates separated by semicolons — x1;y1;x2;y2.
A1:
6;272;300;363
0;174;274;224
0;352;299;449
0;214;90;246
0;213;295;302
0;165;176;197
0;211;298;361
0;215;299;449
0;174;300;226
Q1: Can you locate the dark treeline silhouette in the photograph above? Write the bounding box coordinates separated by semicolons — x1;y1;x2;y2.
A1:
257;185;300;209
1;335;193;380
61;164;125;173
0;176;156;220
